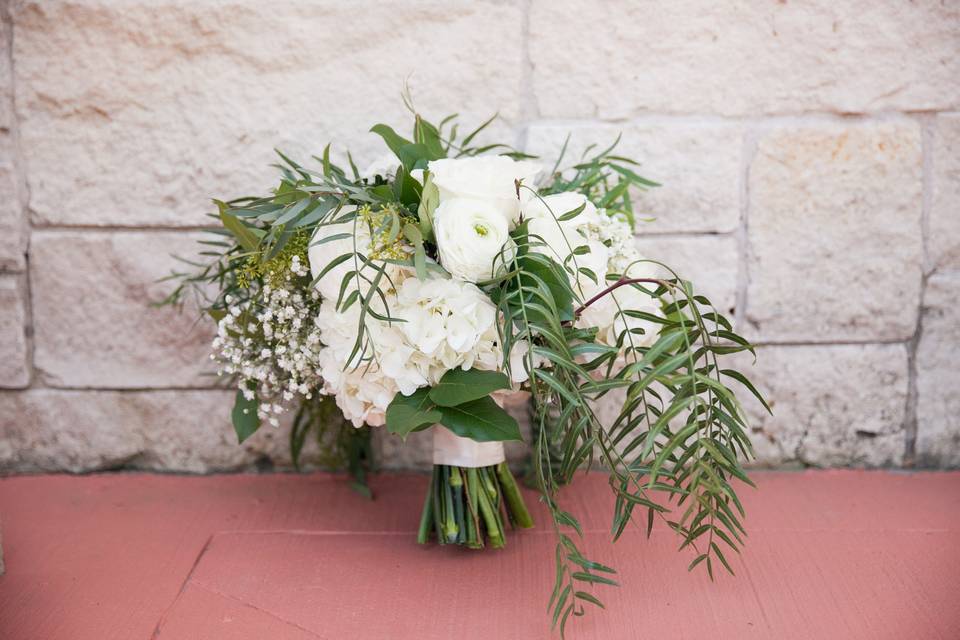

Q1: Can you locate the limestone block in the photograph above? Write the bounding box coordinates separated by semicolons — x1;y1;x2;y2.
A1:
747;120;922;342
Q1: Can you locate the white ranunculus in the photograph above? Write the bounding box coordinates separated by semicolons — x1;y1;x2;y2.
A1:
428;155;542;225
433;197;515;283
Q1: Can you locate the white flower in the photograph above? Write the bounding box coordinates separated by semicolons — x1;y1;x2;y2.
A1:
428;155;542;225
433;197;515;283
524;192;602;230
307;206;364;301
361;153;399;180
360;153;425;184
394;275;500;378
578;262;660;349
524;192;609;294
508;340;547;385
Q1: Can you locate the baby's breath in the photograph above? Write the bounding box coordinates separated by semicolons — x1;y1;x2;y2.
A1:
212;267;322;427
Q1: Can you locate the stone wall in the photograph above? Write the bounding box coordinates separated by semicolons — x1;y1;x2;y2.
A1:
0;0;957;473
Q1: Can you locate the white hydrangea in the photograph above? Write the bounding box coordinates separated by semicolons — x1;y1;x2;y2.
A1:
310;272;544;427
393;275;500;374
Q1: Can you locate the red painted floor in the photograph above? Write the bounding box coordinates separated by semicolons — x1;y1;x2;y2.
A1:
0;471;957;640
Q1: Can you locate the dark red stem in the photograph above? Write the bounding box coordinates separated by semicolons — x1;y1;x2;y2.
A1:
570;277;663;321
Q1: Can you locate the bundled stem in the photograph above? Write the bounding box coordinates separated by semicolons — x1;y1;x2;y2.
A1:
418;462;534;549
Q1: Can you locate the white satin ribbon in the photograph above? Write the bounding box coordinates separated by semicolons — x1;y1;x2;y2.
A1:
432;426;506;467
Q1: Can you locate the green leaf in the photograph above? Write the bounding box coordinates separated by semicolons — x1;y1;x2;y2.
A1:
413;114;446;160
370;124;413;160
517;254;575;322
575;591;605;609
438;396;522;442
217;202;262;252
720;368;772;414
231;387;260;444
402;223;428;281
571;572;619;587
428;369;511;407
385;388;442;439
417;172;439;240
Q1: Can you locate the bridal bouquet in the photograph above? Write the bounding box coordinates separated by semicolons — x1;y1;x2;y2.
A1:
165;101;767;635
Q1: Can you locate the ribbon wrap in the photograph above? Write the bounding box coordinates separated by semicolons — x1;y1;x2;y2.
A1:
432;426;506;467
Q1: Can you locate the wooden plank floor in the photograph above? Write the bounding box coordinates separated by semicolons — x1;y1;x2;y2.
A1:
0;471;957;639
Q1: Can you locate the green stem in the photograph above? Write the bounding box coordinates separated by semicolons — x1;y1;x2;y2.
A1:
466;468;483;549
419;463;533;550
431;465;444;543
442;466;458;543
476;474;504;549
417;473;433;544
450;467;466;545
496;462;535;529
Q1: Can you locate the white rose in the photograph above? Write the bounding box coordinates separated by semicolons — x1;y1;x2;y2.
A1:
433;197;515;283
573;239;610;294
428;155;542;225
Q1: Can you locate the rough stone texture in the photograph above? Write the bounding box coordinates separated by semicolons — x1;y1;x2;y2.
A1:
0;4;10;132
746;120;923;342
12;0;524;228
0;276;28;388
634;234;739;317
0;389;295;472
529;1;960;118
525;122;743;233
737;344;909;467
931;114;960;272
0;130;25;272
915;274;960;468
0;7;26;273
30;231;213;388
